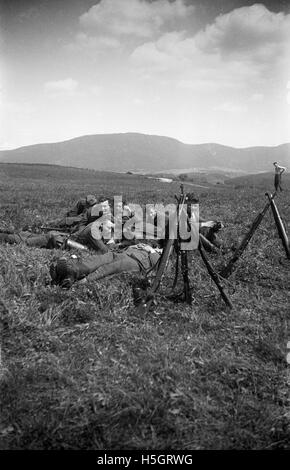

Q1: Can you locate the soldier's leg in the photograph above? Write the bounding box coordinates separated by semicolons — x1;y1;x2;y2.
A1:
75;224;109;253
279;176;283;191
0;233;22;244
25;233;51;248
0;231;63;249
50;251;139;287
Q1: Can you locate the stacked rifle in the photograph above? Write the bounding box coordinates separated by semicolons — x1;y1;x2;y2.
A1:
220;191;290;278
137;185;233;313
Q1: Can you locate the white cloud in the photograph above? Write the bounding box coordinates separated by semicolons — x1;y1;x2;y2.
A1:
131;31;191;72
44;78;79;96
70;1;289;94
195;4;289;59
131;34;262;90
67;0;195;53
79;0;194;39
130;4;290;92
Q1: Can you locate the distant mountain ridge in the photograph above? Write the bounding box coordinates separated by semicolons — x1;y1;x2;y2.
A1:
0;133;289;173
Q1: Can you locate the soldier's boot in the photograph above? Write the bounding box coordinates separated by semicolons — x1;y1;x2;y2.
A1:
50;257;90;288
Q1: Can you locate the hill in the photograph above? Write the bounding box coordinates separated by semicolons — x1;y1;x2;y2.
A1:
0;133;289;173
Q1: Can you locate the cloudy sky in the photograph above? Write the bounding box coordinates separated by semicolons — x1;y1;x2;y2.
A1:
1;0;289;149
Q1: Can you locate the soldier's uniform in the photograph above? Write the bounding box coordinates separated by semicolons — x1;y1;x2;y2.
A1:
72;221;111;253
47;195;98;230
200;222;224;250
66;195;97;217
273;163;286;192
0;231;66;249
50;243;161;288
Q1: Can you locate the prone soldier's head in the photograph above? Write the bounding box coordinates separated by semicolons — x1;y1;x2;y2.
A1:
211;221;224;233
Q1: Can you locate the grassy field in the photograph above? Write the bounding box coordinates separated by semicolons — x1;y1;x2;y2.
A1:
0;163;289;450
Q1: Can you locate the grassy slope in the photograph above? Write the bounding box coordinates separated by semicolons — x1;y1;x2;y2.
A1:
0;164;289;450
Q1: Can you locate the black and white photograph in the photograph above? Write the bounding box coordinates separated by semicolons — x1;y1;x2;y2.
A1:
0;0;289;453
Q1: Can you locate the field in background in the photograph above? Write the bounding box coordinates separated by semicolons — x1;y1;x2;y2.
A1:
0;163;289;450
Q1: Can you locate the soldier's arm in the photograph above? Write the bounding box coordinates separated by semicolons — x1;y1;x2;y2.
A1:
66;203;79;217
66;199;86;217
277;164;286;174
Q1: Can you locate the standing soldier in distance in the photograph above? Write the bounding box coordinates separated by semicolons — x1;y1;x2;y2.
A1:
273;162;286;192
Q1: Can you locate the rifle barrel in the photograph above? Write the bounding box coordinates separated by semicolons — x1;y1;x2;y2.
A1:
41;226;70;233
266;192;290;259
220;192;277;278
199;243;233;309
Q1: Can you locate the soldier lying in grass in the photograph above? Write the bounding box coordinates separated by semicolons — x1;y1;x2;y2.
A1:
0;224;112;252
49;220;225;289
0;230;67;249
0;215;137;252
47;197;112;231
0;189;225;254
50;243;162;288
0;214;225;254
49;216;225;289
46;196;225;253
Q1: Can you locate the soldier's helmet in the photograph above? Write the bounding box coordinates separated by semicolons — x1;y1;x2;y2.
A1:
86;195;97;206
212;221;224;232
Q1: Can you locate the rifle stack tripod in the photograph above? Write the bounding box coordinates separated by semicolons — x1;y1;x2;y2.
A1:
138;183;289;314
220;190;290;278
137;184;233;314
